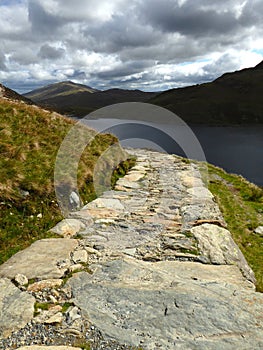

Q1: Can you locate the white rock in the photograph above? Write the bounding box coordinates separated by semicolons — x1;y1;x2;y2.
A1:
187;187;214;200
50;219;85;237
72;250;88;264
69;191;81;208
124;171;145;182
14;273;28;286
254;226;263;236
84;198;124;210
66;306;81;323
123;248;137;257
45;312;63;324
68;264;84;273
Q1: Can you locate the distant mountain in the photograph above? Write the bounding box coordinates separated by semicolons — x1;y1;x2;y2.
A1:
0;83;33;105
22;61;263;124
24;80;98;103
24;81;158;116
150;61;263;124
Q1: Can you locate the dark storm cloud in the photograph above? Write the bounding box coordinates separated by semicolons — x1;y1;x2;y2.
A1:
28;1;64;35
240;0;263;25
84;13;162;54
38;44;65;59
1;0;263;93
0;51;7;71
91;60;155;79
138;0;240;36
66;70;87;80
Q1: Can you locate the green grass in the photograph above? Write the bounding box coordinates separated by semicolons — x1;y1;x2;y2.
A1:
0;98;128;264
202;163;263;291
34;302;50;316
111;157;137;188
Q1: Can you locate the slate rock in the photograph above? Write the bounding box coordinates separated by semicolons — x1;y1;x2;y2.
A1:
0;239;78;280
83;198;124;211
67;259;262;349
0;278;35;338
49;219;85;237
191;224;255;283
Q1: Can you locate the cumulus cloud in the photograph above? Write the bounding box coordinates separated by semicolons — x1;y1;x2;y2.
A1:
38;44;65;59
138;0;239;36
0;0;262;93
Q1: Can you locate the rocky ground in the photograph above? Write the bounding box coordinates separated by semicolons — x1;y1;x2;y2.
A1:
0;149;262;350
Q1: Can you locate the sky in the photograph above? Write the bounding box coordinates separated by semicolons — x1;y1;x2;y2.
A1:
0;0;263;93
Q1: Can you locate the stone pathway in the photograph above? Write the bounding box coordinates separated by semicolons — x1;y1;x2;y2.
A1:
0;149;262;349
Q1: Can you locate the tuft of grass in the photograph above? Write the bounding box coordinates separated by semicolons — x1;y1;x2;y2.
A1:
73;342;91;350
0;98;126;264
202;162;263;291
61;302;74;313
34;302;50;316
111;157;137;188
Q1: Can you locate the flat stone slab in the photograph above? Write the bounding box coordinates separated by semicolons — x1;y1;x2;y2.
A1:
0;278;35;338
0;239;78;280
83;198;124;210
124;171;145;182
49;219;85;237
191;224;255;282
68;259;263;349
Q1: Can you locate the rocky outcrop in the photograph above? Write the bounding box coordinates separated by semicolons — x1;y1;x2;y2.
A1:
0;149;262;350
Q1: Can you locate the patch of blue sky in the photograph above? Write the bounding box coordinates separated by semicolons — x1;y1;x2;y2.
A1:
0;0;26;6
252;49;263;55
178;58;210;66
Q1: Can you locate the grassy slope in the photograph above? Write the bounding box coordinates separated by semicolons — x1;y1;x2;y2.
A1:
0;97;127;263
150;63;263;124
25;83;158;117
0;96;262;293
24;81;98;101
202;163;263;291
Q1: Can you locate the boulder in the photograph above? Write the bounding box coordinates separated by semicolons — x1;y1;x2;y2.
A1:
190;224;255;282
49;219;85;237
254;226;263;236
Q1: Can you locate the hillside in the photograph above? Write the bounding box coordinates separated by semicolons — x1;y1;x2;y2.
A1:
0;87;129;264
150;60;263;124
0;83;33;105
24;81;98;102
23;61;263;123
24;82;158;117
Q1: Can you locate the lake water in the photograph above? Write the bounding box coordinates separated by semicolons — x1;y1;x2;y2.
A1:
80;118;263;186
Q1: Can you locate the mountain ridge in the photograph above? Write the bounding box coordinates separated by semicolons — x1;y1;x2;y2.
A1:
0;83;33;105
3;59;263;124
149;60;263;124
24;82;158;116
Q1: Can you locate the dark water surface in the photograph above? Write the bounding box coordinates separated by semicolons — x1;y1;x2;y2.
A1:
82;118;263;186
